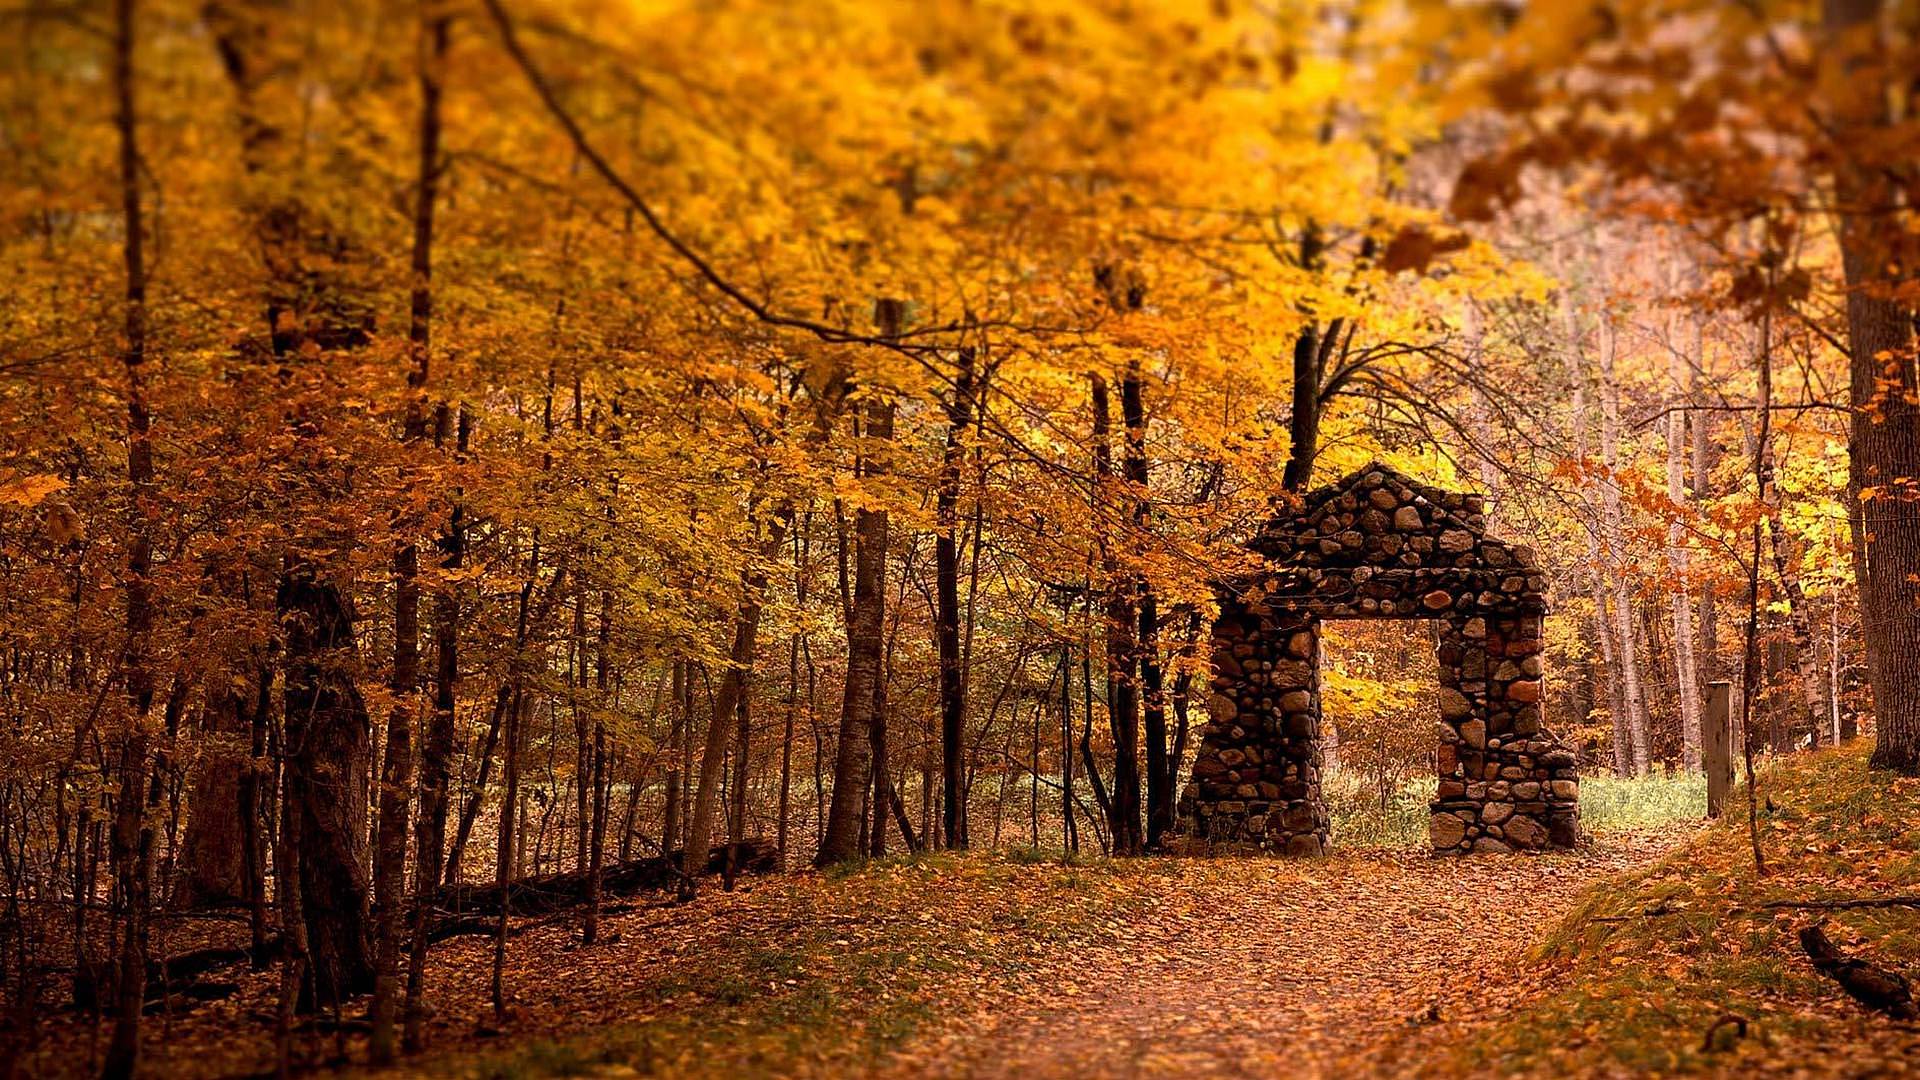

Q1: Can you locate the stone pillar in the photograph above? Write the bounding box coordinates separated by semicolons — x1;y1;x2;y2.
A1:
1431;612;1579;853
1176;598;1328;854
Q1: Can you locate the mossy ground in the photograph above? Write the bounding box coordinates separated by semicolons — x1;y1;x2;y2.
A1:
1367;741;1920;1077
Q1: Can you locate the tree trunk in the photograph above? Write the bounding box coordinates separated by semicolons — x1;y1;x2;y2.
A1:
1760;435;1827;748
1667;332;1703;769
1282;224;1325;492
277;563;376;1009
1092;374;1144;855
819;300;903;867
582;591;610;943
1693;366;1720;684
1598;318;1651;775
241;660;272;964
273;775;310;1080
935;348;974;850
491;675;525;1023
406;406;463;1050
1823;0;1920;774
175;690;249;909
662;660;684;856
725;623;754;887
1121;360;1171;849
102;4;156;1074
375;21;445;1021
686;509;787;888
444;681;506;887
368;539;417;1063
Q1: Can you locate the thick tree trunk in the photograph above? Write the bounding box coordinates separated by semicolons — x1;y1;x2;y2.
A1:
207;0;381;1013
1823;0;1920;774
817;452;889;866
175;690;250;909
277;564;376;1009
819;301;903;867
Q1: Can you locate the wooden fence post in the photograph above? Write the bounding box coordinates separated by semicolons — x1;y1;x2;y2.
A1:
1705;680;1733;818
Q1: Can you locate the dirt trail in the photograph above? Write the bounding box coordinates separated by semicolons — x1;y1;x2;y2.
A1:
889;832;1683;1080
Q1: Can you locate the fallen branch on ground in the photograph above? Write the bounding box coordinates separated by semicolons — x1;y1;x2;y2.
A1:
125;840;778;1010
1764;895;1920;912
1799;923;1918;1021
424;838;779;920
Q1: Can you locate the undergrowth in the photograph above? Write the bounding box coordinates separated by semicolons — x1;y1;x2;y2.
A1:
1325;766;1707;849
1394;741;1920;1078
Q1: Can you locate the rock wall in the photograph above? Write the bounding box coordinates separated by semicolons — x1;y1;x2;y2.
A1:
1181;602;1328;854
1175;462;1582;855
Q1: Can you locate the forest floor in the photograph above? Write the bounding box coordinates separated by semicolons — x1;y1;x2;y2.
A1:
24;744;1918;1079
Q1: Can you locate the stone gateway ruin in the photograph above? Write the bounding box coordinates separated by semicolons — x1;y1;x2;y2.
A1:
1175;463;1581;855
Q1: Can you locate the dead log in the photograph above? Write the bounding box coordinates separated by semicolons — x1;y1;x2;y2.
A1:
116;841;779;1011
1799;923;1918;1020
425;838;778;920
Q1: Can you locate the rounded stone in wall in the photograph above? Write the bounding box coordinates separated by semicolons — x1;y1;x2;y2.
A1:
1429;814;1467;849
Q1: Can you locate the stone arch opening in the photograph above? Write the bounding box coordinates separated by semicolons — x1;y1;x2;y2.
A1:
1174;462;1581;855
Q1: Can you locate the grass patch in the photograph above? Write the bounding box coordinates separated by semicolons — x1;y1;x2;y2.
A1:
1402;742;1920;1078
1325;767;1707;850
1578;770;1706;832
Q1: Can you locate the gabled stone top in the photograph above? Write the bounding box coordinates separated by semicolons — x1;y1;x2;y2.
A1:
1238;460;1546;617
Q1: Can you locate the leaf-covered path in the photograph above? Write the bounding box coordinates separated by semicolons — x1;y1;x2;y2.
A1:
888;833;1686;1080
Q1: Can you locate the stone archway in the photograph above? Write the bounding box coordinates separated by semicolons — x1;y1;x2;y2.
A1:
1174;463;1581;855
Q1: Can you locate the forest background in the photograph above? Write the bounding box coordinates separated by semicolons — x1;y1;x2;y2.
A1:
1;0;1917;1075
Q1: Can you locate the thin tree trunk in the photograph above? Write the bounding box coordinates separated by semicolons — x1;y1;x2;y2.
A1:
242;661;272;965
1091;374;1144;855
1120;358;1170;849
374;26;445;1025
405;405;463;1049
1598;317;1651;775
103;2;156;1068
368;538;417;1063
686;508;788;890
274;779;309;1080
1667;331;1703;770
1760;433;1827;748
582;591;610;943
661;660;684;857
1565;291;1631;776
935;348;974;850
1692;375;1720;686
491;679;524;1024
445;681;506;887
